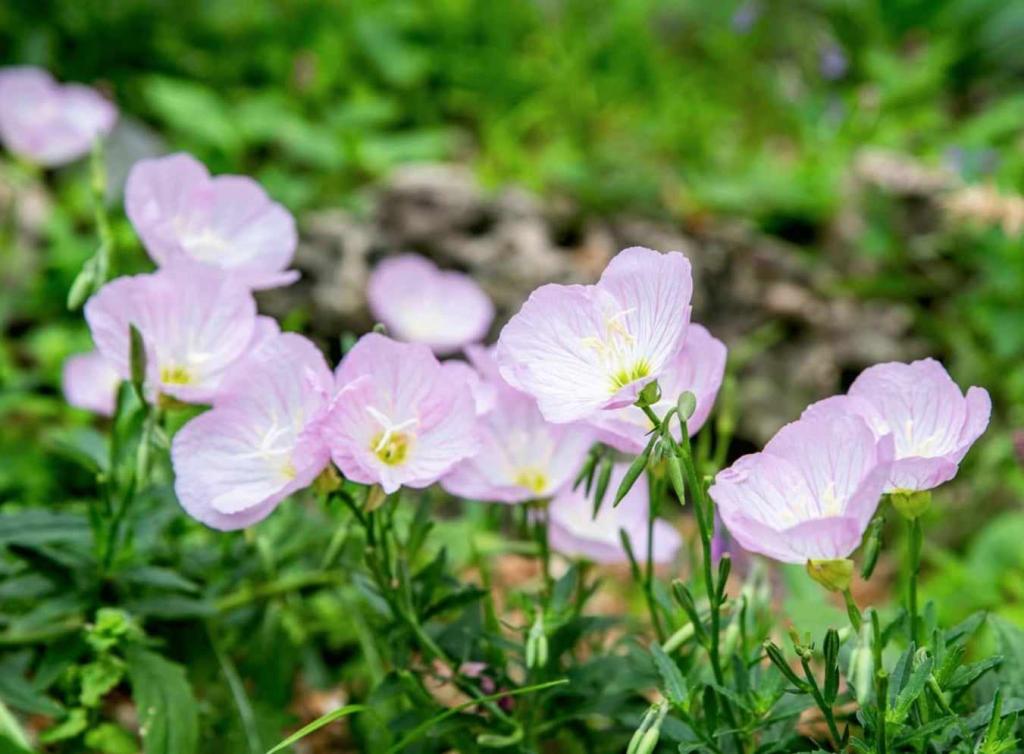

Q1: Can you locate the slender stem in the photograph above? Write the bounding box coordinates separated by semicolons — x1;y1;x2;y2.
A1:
800;655;843;749
533;501;553;594
907;518;922;646
646;473;667;643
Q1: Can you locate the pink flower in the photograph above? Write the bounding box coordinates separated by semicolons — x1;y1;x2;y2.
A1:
441;358;496;415
322;333;478;493
548;464;682;565
171;332;333;530
125;153;298;290
441;355;594;503
496;247;692;423
0;66;116;166
709;414;894;564
587;324;726;453
803;359;992;492
62;351;121;416
367;254;494;355
84;264;258;403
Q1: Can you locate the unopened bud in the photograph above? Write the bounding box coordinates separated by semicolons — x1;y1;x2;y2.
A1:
637;380;662;407
890;489;931;520
806;558;854;592
676;390;697;421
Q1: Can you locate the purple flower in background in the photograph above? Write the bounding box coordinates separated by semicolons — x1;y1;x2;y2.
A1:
731;2;761;33
0;66;116;167
497;247;693;424
803;359;991;492
442;349;594;503
819;44;848;81
62;350;121;416
709;414;894;564
367;254;494;355
172;332;333;530
84;263;258;403
125;153;298;290
548;463;682;565
323;333;478;493
588;324;726;453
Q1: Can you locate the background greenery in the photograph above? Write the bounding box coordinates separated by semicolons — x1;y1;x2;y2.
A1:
2;0;1024;751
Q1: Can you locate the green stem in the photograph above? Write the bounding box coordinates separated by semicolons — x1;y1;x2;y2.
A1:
907;517;922;646
645;473;667;643
800;654;843;749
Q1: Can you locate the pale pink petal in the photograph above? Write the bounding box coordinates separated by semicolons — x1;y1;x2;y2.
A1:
84;264;257;403
496;284;628;422
171;332;332;530
710;413;891;564
496;247;693;424
367;254;494;355
324;334;478;492
589;323;726;453
547;465;681;565
62;351;120;416
441;388;594;503
441;359;496;415
0;67;116;166
125;153;210;266
124;153;298;290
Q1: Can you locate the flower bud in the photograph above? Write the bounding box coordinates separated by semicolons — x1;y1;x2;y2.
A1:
676;390;697;421
890;489;931;520
806;558;854;592
637;380;662;407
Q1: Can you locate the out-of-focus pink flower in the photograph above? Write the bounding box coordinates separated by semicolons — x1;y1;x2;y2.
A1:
803;358;991;492
709;414;894;564
62;350;121;416
587;324;726;453
323;333;478;493
171;332;333;530
496;247;692;424
84;264;257;403
125;153;298;290
367;254;494;355
441;363;594;503
0;66;116;167
548;464;681;565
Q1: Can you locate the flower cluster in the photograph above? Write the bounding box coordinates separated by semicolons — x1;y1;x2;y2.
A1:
57;138;992;571
710;359;991;568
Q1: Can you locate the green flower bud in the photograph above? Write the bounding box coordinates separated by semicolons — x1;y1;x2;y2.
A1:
806;558;854;593
676;390;697;421
637;380;662;407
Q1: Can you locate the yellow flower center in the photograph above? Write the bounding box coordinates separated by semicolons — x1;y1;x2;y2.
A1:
373;431;411;466
610;360;651;390
160;365;194;385
514;468;549;494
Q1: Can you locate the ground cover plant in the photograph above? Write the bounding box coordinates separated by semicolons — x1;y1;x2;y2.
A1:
2;2;1024;753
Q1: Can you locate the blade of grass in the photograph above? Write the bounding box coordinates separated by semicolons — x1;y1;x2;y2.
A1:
265;705;369;754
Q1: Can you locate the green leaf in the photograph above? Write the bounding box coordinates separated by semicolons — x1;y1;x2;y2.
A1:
128;325;146;400
0;511;91;548
38;709;87;744
0;699;33;753
649;643;688;707
264;705;368;754
125;646;198;754
993;616;1024;696
0;670;63;717
116;566;200;594
80;655;125;707
84;723;137;754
